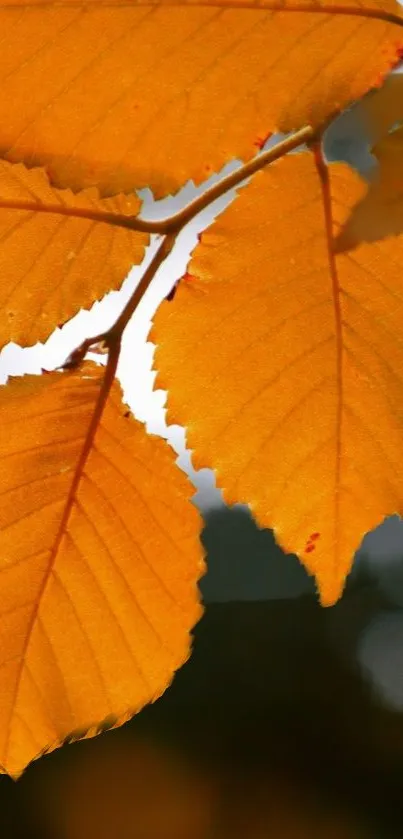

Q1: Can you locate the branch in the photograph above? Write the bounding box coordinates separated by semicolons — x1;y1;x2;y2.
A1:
62;233;176;369
63;125;314;370
0;198;153;234
144;125;315;233
32;126;313;237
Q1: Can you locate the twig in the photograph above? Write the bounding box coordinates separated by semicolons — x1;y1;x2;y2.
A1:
16;126;315;237
150;125;315;233
62;124;314;369
61;233;175;369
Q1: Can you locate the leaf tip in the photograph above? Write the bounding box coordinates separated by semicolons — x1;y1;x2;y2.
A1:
316;574;346;608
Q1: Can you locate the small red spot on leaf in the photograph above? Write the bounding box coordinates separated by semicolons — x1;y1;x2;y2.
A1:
182;272;194;284
254;131;272;150
394;42;403;61
309;532;320;541
166;271;195;301
305;544;315;554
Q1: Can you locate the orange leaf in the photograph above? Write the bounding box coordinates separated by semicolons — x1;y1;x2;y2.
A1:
151;151;403;606
0;361;203;778
0;160;148;348
335;126;403;250
0;0;402;196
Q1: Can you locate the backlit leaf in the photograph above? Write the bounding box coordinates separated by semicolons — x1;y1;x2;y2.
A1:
151;152;403;606
0;0;402;196
0;361;203;777
0;160;148;348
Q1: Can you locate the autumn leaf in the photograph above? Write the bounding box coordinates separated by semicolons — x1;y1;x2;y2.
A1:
150;150;403;606
0;160;148;348
0;361;203;778
0;0;402;197
335;126;403;250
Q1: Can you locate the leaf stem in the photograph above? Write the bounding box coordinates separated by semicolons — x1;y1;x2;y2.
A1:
64;125;314;367
17;126;314;237
63;126;314;366
111;234;177;336
62;233;176;368
140;125;315;233
59;236;177;547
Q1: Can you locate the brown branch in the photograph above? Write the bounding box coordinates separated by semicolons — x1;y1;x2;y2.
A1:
63;126;314;368
62;233;176;369
0;198;153;234
145;125;316;233
111;234;177;335
20;126;314;237
58;127;318;582
57;235;177;578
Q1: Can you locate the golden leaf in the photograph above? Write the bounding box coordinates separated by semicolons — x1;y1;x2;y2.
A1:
0;361;203;777
0;0;401;196
0;160;148;347
151;151;403;605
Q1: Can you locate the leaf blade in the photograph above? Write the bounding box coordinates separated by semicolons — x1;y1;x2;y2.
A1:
0;160;148;347
151;153;403;605
0;0;401;196
0;362;204;777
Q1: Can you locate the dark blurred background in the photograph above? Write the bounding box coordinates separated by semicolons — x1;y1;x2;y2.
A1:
3;502;403;839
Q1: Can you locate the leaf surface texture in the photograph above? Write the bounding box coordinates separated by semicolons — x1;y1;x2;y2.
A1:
151;153;403;605
0;0;402;196
0;160;148;347
0;362;203;777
